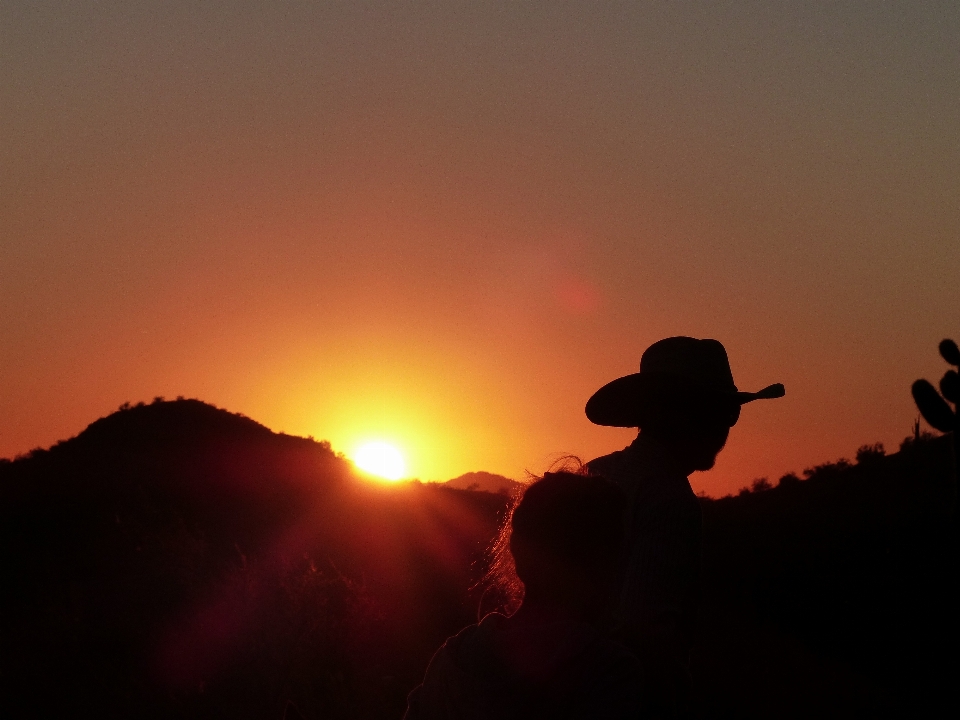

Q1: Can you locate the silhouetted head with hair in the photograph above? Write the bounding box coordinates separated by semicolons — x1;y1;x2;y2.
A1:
486;469;626;621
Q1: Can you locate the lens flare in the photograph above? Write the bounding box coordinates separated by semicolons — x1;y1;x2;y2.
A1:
353;441;406;481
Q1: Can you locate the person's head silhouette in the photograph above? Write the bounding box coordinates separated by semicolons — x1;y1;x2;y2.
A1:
405;470;642;720
487;469;626;620
586;337;784;474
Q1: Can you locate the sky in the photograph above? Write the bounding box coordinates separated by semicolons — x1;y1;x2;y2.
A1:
2;1;958;496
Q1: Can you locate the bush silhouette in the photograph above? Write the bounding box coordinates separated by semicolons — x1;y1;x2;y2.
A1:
855;443;885;465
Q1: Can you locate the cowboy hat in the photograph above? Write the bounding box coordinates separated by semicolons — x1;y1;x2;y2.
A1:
585;336;784;428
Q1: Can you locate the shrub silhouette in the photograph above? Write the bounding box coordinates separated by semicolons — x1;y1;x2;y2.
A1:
777;472;801;488
855;442;885;465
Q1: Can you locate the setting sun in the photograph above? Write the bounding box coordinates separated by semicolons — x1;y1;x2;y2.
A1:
353;441;407;481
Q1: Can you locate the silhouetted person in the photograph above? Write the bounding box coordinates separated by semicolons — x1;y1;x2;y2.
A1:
404;471;642;720
585;337;784;718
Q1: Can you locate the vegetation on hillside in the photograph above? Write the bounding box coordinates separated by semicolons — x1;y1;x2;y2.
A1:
1;398;956;718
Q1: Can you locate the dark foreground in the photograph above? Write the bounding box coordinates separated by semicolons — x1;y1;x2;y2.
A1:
1;400;956;718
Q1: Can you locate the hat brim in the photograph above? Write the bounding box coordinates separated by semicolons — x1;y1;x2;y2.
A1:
585;374;784;428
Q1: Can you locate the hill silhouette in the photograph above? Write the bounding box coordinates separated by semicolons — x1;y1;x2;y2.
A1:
0;399;506;719
1;399;957;718
444;470;521;495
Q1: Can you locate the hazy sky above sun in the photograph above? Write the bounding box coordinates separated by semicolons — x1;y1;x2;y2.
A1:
2;1;959;496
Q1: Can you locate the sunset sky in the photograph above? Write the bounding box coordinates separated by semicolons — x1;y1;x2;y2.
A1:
2;1;958;496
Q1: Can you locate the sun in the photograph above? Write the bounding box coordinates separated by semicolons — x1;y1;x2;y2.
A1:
352;441;407;481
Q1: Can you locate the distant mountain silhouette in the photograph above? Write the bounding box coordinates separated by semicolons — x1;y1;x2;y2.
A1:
445;470;521;495
1;399;957;718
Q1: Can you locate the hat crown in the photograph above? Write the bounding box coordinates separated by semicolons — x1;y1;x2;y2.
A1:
639;337;737;393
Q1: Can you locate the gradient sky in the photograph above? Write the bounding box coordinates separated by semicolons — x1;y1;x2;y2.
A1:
3;1;958;496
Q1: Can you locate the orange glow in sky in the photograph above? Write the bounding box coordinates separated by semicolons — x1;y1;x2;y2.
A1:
2;3;958;497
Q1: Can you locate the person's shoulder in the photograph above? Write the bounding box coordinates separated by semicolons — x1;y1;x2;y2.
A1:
419;619;485;678
403;620;485;720
407;614;517;720
586;448;635;486
438;614;498;657
585;450;622;474
434;613;508;671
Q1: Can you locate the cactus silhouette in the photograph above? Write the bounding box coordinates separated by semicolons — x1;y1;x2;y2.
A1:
912;338;960;513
